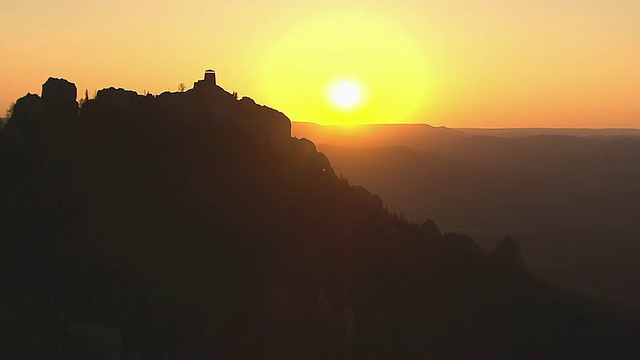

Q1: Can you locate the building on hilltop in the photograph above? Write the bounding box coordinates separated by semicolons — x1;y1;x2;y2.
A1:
194;69;216;90
204;69;216;85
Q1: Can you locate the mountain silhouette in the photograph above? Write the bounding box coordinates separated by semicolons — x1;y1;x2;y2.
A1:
1;73;638;359
310;129;640;314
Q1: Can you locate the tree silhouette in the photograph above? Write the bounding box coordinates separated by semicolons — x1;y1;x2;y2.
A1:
78;89;89;107
178;83;186;92
4;101;15;119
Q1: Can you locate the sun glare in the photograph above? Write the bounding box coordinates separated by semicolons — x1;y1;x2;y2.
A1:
328;80;364;111
259;10;431;125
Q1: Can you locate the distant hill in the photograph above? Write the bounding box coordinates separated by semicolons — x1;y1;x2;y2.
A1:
292;122;464;150
456;127;640;138
1;77;638;359
294;123;640;314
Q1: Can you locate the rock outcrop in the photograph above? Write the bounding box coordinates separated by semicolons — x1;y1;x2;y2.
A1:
79;76;291;146
6;93;44;134
91;87;145;112
41;77;78;113
493;236;524;268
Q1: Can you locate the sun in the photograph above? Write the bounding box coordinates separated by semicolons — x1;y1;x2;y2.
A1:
328;80;364;111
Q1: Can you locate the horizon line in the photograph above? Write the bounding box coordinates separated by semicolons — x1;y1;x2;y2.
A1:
291;120;640;131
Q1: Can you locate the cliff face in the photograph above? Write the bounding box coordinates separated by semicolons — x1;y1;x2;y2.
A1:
41;77;77;113
1;77;637;360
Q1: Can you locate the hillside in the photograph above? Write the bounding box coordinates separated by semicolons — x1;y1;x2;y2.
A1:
1;76;638;359
296;124;640;313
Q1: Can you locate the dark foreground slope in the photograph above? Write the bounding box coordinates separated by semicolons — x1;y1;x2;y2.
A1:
1;78;638;359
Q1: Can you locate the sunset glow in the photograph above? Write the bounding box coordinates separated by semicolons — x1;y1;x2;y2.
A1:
1;1;639;127
328;80;364;111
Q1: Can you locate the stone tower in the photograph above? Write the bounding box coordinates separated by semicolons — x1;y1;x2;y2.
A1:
193;69;217;90
204;69;216;85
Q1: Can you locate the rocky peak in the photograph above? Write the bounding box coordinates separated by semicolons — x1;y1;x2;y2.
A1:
41;77;78;113
91;87;146;112
5;93;44;134
12;93;43;118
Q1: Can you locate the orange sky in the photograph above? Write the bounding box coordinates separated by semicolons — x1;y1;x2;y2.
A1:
1;0;639;127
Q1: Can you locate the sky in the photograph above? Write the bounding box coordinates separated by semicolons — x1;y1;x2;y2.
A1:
1;0;639;127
